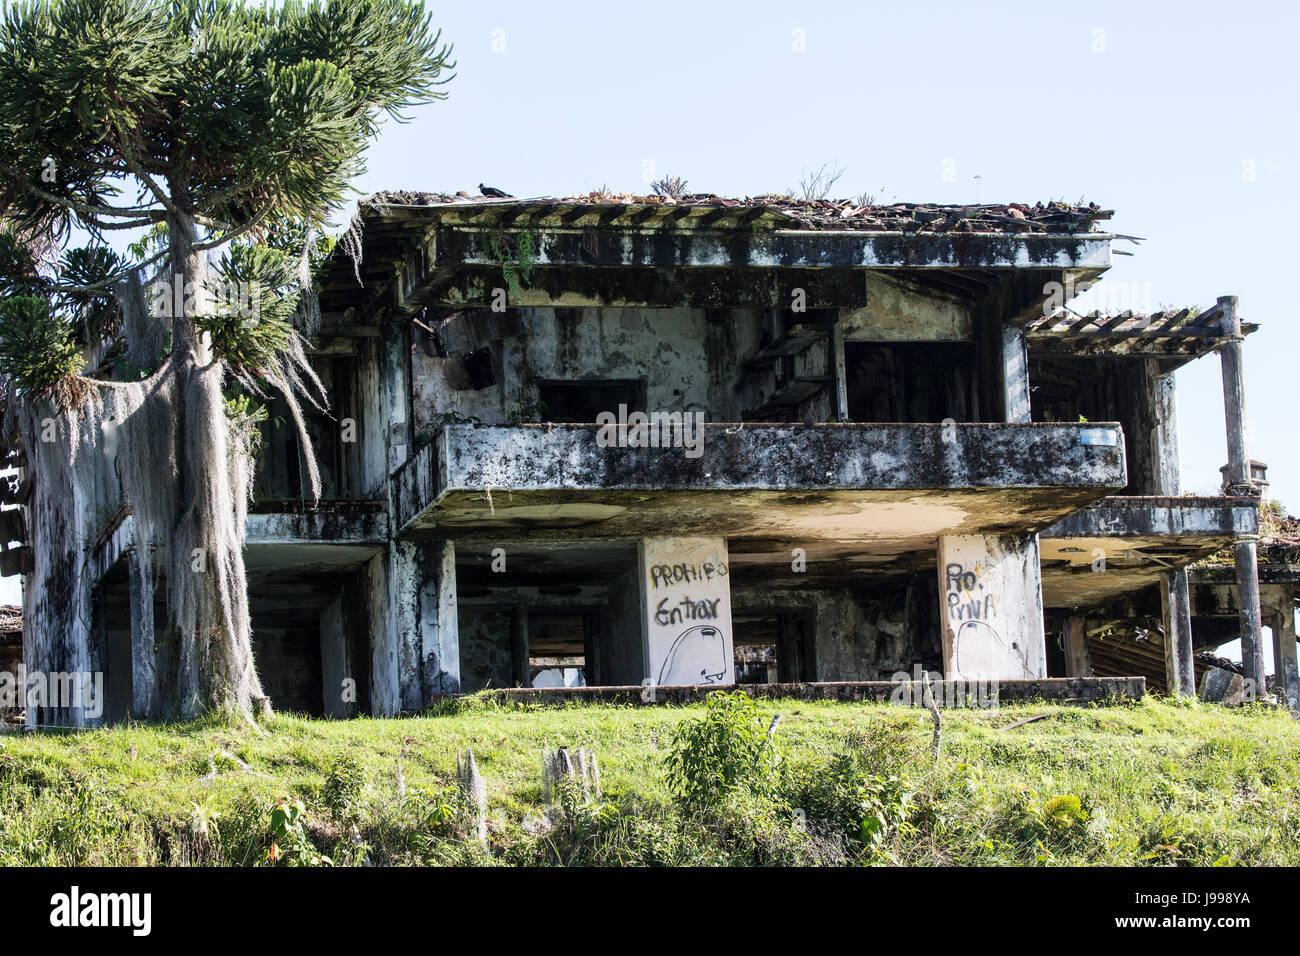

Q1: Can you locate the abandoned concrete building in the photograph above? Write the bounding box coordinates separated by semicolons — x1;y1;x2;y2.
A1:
2;192;1296;723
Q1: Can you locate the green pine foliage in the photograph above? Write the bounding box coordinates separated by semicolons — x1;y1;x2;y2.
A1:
0;0;455;385
0;295;82;399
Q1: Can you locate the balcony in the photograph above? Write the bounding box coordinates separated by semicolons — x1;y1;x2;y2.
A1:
392;423;1127;560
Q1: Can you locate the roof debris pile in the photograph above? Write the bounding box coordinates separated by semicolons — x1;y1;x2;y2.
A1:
360;190;1111;234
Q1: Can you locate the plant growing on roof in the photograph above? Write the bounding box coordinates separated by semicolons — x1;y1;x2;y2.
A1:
650;175;688;200
0;0;454;723
484;228;539;302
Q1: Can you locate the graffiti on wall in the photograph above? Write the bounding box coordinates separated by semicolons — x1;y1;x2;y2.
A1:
642;539;734;686
943;553;1032;678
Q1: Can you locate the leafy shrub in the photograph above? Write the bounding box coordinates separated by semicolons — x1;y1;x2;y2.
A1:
322;755;368;829
267;798;332;867
665;691;781;808
211;792;269;866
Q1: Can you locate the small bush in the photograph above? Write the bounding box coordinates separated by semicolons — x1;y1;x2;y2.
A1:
664;691;781;808
267;798;332;867
322;755;368;830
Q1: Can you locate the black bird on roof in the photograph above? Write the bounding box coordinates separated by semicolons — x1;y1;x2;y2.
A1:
479;183;512;199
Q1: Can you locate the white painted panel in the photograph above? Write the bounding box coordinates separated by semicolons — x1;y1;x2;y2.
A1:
937;533;1046;680
638;537;734;686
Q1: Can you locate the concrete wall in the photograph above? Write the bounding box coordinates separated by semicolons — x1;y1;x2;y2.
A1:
411;307;832;430
458;609;513;692
413;308;717;430
251;627;323;715
639;537;734;686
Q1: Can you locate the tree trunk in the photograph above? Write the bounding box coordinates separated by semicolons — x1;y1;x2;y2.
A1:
161;212;266;719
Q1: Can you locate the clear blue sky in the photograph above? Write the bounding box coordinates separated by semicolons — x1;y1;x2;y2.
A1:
5;0;1297;664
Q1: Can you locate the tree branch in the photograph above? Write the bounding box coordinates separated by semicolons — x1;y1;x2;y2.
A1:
192;202;275;251
117;147;185;220
56;248;168;296
0;162;164;221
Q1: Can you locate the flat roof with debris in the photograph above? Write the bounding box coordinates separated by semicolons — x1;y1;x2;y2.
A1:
356;190;1113;234
318;191;1116;316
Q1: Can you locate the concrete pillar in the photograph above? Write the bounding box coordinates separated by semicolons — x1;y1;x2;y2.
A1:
600;567;647;685
510;605;529;687
582;610;600;685
639;537;734;686
380;318;411;473
831;317;849;420
1161;569;1196;697
938;533;1046;680
1269;595;1299;709
376;539;461;714
1217;295;1265;694
319;598;353;718
365;551;398;715
1234;536;1265;697
1001;325;1032;423
1217;296;1251;491
1147;359;1181;496
127;549;157;719
1063;616;1093;678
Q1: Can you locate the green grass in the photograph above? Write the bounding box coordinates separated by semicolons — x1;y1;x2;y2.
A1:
1;694;1297;866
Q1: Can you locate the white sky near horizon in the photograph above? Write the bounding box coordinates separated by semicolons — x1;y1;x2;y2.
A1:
3;0;1296;666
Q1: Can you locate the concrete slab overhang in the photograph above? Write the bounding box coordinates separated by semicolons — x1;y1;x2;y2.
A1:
392;422;1127;547
1039;495;1258;609
383;229;1110;314
92;506;388;581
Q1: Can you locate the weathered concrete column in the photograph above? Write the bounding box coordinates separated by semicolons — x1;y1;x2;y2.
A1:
510;605;529;687
127;549;157;719
319;598;353;718
1161;569;1196;697
1218;296;1251;491
1000;325;1032;424
638;537;734;686
379;317;412;474
1063;616;1093;677
365;551;398;715
830;317;849;420
1217;295;1265;691
1147;359;1182;496
1234;536;1265;697
1269;596;1299;709
385;538;460;712
937;533;1046;680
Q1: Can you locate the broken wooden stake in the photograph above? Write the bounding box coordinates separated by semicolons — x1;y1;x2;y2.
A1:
922;673;943;760
457;748;488;845
542;745;600;804
1001;713;1051;731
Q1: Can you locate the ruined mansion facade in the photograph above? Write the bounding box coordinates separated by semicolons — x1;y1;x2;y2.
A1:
5;193;1294;723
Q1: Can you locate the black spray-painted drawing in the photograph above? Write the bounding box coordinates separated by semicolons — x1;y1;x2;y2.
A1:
954;619;1030;676
656;625;728;686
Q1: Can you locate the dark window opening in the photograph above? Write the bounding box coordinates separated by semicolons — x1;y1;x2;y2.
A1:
461;347;496;390
525;611;591;687
538;379;647;424
844;342;978;423
733;610;815;683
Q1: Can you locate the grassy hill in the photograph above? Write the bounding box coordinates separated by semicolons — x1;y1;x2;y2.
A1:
0;693;1296;866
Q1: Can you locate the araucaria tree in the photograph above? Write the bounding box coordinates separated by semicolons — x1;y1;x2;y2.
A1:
0;0;452;721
